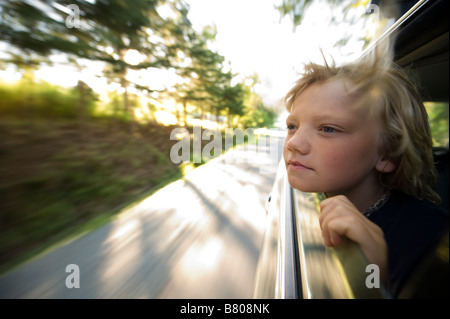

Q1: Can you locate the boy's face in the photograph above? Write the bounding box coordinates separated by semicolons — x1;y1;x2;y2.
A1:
284;78;385;197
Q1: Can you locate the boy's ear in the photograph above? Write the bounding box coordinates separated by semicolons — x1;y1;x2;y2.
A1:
375;156;396;173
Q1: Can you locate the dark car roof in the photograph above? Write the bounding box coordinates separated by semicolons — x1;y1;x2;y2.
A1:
391;0;449;102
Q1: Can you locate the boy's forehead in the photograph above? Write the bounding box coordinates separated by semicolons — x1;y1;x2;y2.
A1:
288;79;378;119
292;79;358;107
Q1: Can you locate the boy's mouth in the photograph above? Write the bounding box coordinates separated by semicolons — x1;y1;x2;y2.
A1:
287;160;313;171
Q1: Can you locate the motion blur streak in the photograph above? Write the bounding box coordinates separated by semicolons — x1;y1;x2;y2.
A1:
0;138;283;298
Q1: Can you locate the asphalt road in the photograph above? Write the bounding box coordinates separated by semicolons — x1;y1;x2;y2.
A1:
0;135;284;298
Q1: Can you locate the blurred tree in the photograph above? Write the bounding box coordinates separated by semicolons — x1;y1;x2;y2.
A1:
238;74;276;128
168;12;208;125
276;0;316;26
0;1;102;63
171;25;239;126
239;94;276;129
218;82;245;128
0;0;256;128
0;0;192;120
276;0;375;51
276;0;367;27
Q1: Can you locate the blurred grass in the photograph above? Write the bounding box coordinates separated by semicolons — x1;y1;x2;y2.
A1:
0;78;254;276
0;116;185;276
0;117;249;276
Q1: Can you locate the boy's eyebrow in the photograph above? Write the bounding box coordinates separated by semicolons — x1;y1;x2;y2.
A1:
285;108;357;126
287;112;355;126
311;113;354;127
311;113;338;121
284;113;337;124
287;111;337;121
285;114;296;123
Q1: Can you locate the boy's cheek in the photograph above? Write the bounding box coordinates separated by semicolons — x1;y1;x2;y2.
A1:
282;143;290;159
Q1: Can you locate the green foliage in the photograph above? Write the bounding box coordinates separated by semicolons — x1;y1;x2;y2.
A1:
277;0;372;52
276;0;367;28
425;102;449;147
171;25;243;122
219;83;246;117
0;0;192;116
237;75;276;128
0;0;263;127
276;0;316;27
240;103;277;129
0;79;97;119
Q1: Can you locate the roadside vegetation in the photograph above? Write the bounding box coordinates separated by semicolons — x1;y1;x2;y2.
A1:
0;0;279;275
0;78;276;275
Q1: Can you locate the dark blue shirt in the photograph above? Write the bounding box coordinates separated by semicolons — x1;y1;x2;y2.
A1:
368;190;449;298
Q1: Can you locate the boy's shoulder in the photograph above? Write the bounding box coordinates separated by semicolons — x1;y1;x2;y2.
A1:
373;190;449;298
370;190;448;241
394;190;449;221
380;190;448;220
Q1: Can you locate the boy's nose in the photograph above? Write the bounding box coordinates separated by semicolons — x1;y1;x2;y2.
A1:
285;129;311;155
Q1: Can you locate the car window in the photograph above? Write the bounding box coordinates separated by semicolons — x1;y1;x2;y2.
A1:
388;0;449;149
366;0;449;149
425;102;449;148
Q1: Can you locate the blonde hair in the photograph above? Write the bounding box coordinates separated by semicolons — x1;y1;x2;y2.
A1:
284;56;440;203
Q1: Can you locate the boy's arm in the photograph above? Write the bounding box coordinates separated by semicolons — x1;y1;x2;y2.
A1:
319;195;388;285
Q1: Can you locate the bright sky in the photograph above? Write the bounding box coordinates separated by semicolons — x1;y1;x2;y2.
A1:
186;0;371;106
0;0;374;112
187;0;297;105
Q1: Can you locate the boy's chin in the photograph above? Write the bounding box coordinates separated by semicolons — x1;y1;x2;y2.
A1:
287;178;322;194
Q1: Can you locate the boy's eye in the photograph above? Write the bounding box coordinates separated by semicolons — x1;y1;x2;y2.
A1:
320;126;340;133
286;124;297;131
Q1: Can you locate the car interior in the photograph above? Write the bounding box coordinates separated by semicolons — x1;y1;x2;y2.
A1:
390;0;449;298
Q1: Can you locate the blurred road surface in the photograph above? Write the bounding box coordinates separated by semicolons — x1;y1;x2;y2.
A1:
0;135;284;298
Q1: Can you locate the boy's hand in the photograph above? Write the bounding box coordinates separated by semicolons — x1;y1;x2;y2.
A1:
319;195;388;283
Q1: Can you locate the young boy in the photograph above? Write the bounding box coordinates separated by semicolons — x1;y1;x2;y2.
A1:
283;57;448;298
